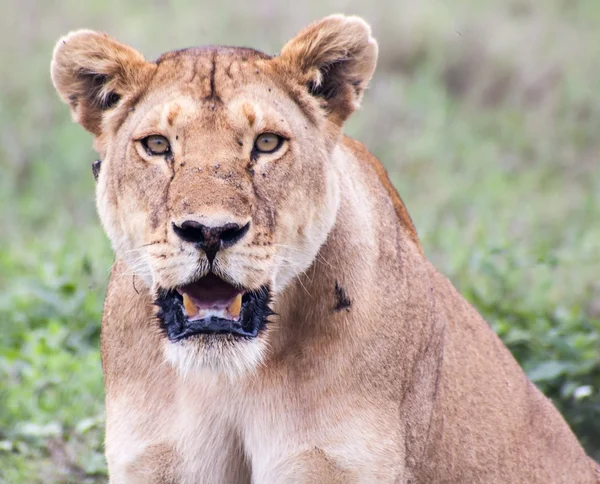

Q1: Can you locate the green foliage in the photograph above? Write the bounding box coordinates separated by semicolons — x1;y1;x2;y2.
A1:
1;0;599;480
0;239;110;482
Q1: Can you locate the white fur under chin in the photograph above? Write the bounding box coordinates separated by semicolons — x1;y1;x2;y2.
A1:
163;335;267;380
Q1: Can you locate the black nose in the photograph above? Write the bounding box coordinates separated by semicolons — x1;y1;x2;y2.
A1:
172;220;250;262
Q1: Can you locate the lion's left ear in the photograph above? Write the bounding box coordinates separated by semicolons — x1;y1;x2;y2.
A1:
278;15;378;125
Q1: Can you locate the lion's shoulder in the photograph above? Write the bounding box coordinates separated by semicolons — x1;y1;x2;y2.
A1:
341;136;423;255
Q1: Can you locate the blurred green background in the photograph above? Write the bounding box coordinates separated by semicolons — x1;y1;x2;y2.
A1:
1;0;599;481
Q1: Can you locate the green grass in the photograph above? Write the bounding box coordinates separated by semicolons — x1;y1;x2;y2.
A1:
1;0;599;480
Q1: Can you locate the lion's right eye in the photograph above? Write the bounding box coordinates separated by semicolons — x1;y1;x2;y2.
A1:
141;135;171;156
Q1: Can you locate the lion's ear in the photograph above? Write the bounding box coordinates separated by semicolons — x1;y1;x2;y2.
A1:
51;30;154;135
278;15;378;125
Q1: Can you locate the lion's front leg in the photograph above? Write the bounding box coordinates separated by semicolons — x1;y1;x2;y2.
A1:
258;449;358;484
105;425;250;484
104;392;251;484
106;442;180;484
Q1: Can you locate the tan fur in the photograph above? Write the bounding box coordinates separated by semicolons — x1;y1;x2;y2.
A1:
51;15;598;483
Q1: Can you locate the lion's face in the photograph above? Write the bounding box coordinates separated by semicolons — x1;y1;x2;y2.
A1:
97;48;339;303
97;49;341;374
51;16;377;375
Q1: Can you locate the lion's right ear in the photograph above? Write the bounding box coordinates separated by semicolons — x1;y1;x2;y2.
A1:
51;30;155;135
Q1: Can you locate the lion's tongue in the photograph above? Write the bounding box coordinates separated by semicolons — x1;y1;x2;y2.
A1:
177;274;243;321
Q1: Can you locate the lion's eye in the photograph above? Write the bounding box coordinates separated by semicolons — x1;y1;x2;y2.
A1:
142;135;171;155
254;133;283;154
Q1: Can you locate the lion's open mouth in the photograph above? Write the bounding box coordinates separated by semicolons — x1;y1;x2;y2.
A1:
155;274;272;341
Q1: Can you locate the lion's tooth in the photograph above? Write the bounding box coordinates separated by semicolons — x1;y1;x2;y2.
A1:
183;293;198;317
228;294;242;319
197;309;210;319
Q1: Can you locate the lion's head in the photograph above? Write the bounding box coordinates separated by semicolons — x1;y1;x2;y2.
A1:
51;15;377;375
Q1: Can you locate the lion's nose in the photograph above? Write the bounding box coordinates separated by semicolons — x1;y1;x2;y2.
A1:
172;220;250;262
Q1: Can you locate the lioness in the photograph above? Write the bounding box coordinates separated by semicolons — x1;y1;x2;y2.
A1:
51;14;598;484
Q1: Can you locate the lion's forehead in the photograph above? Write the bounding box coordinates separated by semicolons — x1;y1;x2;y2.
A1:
148;48;276;103
125;48;304;142
155;45;272;65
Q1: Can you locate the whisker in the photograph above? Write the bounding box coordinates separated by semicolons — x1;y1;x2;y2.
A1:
295;273;313;300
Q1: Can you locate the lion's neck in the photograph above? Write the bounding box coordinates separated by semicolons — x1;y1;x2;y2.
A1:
266;143;425;369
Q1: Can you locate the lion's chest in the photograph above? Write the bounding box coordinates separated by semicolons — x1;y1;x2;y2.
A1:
106;370;406;483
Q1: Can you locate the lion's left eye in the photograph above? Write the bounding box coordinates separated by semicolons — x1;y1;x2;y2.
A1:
254;133;284;154
141;135;171;155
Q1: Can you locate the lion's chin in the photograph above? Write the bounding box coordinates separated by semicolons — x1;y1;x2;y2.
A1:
155;273;274;378
163;335;268;379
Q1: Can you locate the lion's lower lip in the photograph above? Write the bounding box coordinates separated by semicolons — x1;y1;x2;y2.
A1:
168;316;261;339
155;283;272;341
